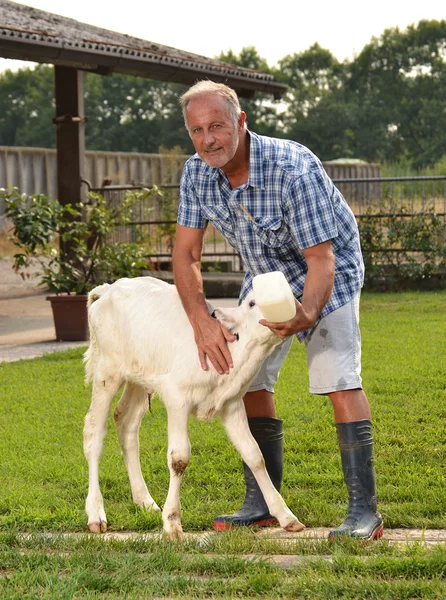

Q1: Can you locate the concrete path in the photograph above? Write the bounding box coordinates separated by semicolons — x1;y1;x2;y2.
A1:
88;526;446;547
17;528;446;564
9;528;446;574
0;258;85;362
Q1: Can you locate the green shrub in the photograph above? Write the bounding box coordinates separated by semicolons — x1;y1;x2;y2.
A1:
359;199;446;286
1;186;158;294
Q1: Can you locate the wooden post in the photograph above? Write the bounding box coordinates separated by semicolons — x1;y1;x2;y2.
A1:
54;66;86;258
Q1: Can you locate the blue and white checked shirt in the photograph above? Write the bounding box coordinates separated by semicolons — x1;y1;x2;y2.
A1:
178;131;364;340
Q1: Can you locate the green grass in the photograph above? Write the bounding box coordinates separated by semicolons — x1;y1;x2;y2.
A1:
0;290;445;533
0;531;445;599
0;290;445;597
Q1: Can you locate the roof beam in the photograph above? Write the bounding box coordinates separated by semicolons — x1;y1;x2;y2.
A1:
0;2;287;99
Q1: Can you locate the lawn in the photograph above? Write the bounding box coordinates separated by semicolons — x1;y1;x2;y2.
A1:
0;289;445;598
0;532;445;599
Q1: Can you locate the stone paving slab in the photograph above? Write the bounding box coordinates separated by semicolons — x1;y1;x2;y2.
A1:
10;528;446;573
9;528;444;575
255;526;446;547
39;527;445;547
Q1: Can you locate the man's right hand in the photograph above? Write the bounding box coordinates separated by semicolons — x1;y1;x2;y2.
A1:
192;314;237;375
172;225;237;374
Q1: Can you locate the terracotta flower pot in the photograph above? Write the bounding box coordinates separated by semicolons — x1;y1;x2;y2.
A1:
46;294;89;342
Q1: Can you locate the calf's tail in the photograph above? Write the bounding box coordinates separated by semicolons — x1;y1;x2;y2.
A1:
84;284;110;384
87;283;110;308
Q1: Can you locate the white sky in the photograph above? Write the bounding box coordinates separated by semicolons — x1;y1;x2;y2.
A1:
1;0;445;72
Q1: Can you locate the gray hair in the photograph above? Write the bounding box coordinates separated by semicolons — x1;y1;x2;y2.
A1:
180;81;242;131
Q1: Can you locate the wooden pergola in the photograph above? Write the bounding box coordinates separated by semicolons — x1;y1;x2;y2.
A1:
0;0;287;209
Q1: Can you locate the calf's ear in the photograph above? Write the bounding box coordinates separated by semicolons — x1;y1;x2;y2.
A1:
206;300;216;315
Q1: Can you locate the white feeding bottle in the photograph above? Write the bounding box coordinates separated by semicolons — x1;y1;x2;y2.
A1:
252;271;297;322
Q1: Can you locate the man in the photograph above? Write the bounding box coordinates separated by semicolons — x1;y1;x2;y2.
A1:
172;80;383;540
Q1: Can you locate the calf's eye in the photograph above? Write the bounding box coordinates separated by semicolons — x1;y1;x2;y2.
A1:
249;300;256;308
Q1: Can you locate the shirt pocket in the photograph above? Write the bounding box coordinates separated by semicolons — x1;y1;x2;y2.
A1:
200;204;237;246
251;216;300;260
252;216;291;247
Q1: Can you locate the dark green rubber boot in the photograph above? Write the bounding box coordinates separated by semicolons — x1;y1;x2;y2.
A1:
329;420;384;541
213;417;283;531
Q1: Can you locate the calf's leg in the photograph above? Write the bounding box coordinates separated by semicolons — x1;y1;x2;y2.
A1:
162;405;191;539
114;382;160;512
221;402;305;532
84;370;122;533
214;416;283;530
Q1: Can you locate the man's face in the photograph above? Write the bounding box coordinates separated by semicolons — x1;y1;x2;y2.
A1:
185;94;244;169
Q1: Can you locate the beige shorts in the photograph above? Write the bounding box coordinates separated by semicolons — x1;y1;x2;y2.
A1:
247;335;294;393
248;294;363;395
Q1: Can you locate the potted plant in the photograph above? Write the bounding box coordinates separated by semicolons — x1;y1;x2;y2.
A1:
1;186;155;341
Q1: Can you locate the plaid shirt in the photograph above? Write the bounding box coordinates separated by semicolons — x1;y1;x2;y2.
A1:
178;131;364;340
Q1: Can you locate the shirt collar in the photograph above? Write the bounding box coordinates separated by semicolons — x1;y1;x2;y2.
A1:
246;131;265;190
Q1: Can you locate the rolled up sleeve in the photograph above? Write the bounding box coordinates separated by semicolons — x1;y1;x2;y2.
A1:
177;163;207;229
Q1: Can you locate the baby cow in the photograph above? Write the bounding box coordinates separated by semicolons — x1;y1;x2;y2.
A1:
83;276;304;538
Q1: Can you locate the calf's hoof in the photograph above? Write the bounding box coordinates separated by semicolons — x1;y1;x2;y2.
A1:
133;493;161;512
163;511;183;540
164;526;183;541
88;520;107;534
284;519;305;532
139;500;161;513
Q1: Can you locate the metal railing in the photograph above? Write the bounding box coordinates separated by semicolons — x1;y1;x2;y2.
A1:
91;176;446;273
334;175;446;216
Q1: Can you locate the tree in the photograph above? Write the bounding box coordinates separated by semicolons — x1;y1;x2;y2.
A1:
0;66;192;154
1;22;446;168
217;47;283;136
0;64;55;147
277;44;356;158
347;19;446;167
84;74;191;154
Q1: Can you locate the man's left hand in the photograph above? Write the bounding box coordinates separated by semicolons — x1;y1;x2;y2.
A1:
259;300;315;339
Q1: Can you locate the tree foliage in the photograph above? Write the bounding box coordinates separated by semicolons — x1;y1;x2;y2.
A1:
84;75;192;154
0;64;56;147
1;20;445;167
217;46;283;136
278;43;352;158
346;20;446;167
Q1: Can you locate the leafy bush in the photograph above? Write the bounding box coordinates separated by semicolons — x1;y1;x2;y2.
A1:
358;199;446;286
1;186;158;294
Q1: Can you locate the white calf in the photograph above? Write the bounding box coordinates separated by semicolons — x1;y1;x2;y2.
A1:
83;276;304;538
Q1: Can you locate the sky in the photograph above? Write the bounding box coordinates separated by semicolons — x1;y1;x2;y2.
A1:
1;0;445;73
